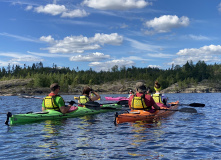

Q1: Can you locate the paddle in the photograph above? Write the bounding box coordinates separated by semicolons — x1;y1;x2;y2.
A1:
5;112;12;126
159;107;197;113
171;103;205;107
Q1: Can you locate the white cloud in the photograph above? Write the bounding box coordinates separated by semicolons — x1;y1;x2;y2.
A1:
183;34;211;41
89;59;135;71
25;5;33;11
11;56;44;62
61;9;89;18
82;0;150;10
40;35;55;43
0;60;20;67
144;15;190;35
125;37;162;52
218;3;221;12
126;56;150;61
0;52;44;63
169;45;221;66
34;4;89;18
28;51;70;58
177;45;221;56
0;32;40;42
148;65;161;68
35;4;66;16
40;33;123;54
70;52;110;62
146;53;173;58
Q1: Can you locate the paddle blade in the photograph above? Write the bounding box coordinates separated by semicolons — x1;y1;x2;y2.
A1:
117;100;129;107
85;101;101;110
179;108;197;113
189;103;205;107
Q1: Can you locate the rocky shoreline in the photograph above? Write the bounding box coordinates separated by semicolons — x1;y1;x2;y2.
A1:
0;79;220;96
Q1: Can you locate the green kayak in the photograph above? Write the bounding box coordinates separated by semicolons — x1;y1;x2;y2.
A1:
5;103;123;125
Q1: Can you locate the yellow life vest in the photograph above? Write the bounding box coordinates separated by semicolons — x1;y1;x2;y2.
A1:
131;94;151;110
44;96;60;111
79;95;90;104
152;94;163;103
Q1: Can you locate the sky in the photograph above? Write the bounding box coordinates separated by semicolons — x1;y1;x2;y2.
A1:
0;0;221;71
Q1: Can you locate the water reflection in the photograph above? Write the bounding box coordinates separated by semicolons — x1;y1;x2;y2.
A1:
122;120;166;158
39;120;66;159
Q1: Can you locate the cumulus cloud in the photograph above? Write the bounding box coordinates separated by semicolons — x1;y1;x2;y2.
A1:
34;4;89;18
169;45;221;66
39;33;123;54
70;52;110;61
144;15;190;35
35;4;66;15
89;59;135;71
40;35;54;43
82;0;150;10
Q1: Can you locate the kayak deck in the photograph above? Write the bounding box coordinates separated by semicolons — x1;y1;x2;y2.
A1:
115;101;179;124
7;103;122;125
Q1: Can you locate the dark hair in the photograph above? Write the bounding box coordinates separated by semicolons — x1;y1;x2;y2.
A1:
82;86;91;95
50;83;60;91
154;81;161;89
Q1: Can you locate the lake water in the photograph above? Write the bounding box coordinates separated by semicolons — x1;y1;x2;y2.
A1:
0;93;221;160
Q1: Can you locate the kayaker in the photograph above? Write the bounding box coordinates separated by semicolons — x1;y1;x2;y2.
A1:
127;90;134;98
152;81;169;106
78;86;100;106
42;83;72;114
128;82;160;112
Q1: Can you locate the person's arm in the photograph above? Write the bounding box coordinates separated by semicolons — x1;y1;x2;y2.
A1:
90;91;100;101
60;105;71;114
153;103;160;110
57;96;71;114
148;95;160;110
42;100;45;111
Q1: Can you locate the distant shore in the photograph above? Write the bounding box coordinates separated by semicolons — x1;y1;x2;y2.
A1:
0;79;220;96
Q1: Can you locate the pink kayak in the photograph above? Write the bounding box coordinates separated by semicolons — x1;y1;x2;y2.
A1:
105;96;129;101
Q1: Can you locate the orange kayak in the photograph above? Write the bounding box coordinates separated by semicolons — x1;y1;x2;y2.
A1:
115;101;179;124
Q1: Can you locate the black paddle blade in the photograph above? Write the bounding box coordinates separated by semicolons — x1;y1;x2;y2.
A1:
117;100;129;107
85;101;101;110
189;103;205;107
179;108;197;113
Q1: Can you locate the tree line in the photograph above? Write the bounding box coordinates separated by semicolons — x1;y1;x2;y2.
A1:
0;61;220;92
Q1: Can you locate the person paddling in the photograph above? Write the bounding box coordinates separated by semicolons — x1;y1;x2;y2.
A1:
152;81;169;107
127;90;134;98
42;83;72;114
128;82;160;112
78;86;100;106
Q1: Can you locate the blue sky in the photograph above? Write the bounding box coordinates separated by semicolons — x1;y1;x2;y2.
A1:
0;0;221;71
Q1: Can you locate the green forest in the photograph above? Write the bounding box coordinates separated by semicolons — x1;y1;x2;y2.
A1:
0;61;221;92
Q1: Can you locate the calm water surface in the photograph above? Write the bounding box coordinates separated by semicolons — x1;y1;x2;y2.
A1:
0;93;221;159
